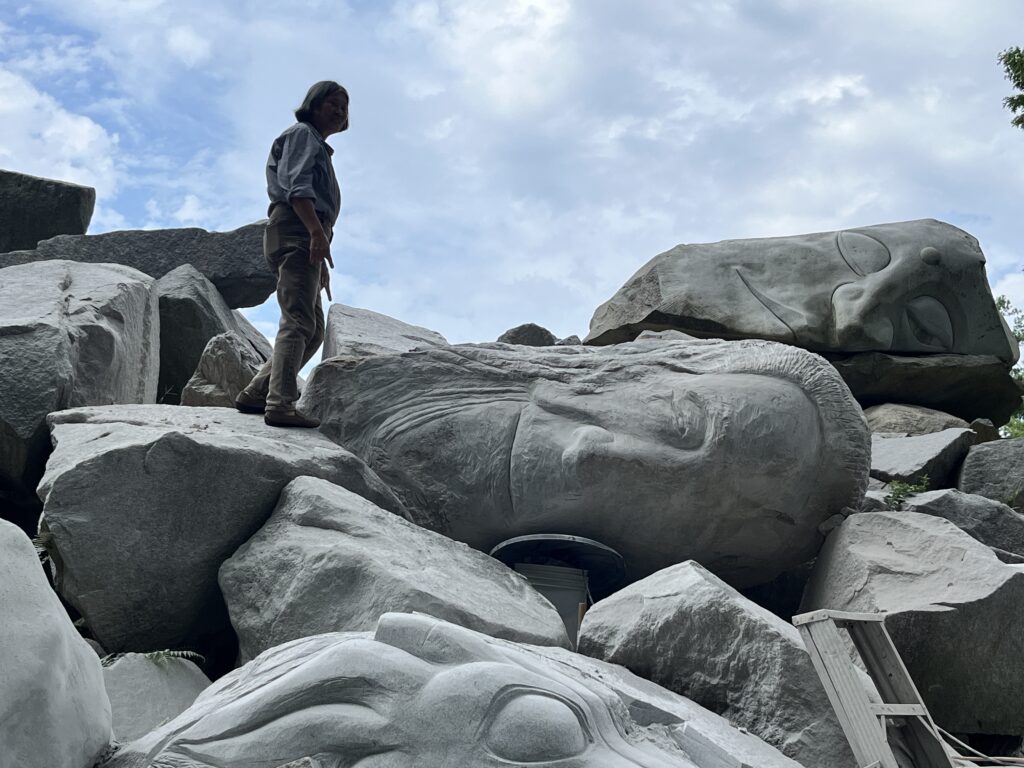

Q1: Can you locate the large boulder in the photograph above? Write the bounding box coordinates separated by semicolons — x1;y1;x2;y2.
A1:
958;438;1024;512
0;260;159;524
902;489;1024;561
0;168;95;251
38;405;405;654
104;613;802;768
586;219;1017;365
102;653;211;743
1;519;112;768
154;265;268;403
322;302;448;359
863;403;969;435
301;339;870;588
497;322;557;346
220;476;570;661
180;331;265;407
801;511;1024;735
578;561;855;768
869;428;975;489
0;222;273;308
827;352;1022;426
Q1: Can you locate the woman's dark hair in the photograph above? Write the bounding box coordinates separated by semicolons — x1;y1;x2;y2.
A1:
295;81;348;124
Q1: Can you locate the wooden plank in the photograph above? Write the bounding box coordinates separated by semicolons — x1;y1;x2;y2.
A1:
802;620;900;768
793;609;887;626
850;622;955;768
871;703;927;717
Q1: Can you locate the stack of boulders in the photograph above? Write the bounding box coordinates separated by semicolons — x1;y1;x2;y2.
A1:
3;171;1023;767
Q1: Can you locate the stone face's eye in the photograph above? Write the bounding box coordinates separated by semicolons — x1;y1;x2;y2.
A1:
837;230;892;276
484;692;590;763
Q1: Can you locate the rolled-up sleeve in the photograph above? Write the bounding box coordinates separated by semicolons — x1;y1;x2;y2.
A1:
276;126;319;201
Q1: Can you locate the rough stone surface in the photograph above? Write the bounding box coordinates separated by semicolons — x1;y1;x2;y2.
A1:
221;476;570;661
155;265;263;404
104;613;802;768
863;403;969;435
586;219;1017;365
801;511;1024;734
578;561;855;768
0;260;159;519
0;222;273;308
635;329;702;341
38;405;405;653
858;488;890;513
827;352;1022;426
181;332;265;407
230;309;273;359
1;519;112;768
497;322;557;346
958;438;1024;512
870;428;974;488
0;168;95;252
901;489;1024;560
322;303;447;359
969;418;1000;443
301;339;870;588
556;334;582;345
102;653;211;743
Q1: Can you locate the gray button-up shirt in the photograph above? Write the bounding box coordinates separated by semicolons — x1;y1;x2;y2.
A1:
266;122;341;226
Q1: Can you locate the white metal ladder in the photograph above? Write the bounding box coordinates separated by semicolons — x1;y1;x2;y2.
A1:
792;609;957;768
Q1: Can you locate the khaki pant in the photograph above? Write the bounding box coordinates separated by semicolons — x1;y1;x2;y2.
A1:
243;204;328;411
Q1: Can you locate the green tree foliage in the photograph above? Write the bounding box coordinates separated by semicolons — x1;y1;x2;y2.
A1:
996;295;1024;437
999;47;1024;130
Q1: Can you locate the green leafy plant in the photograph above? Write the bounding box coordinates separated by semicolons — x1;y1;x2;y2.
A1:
996;295;1024;437
999;47;1024;130
884;476;930;511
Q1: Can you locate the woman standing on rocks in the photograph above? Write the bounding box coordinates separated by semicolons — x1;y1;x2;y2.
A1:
235;80;349;428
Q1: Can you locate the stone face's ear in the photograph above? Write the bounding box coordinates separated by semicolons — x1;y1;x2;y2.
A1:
374;613;500;665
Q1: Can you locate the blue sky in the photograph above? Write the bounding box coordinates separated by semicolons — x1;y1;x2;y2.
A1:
2;0;1024;353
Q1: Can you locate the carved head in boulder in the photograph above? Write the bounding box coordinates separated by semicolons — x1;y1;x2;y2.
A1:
303;339;870;587
109;614;712;767
585;219;1018;364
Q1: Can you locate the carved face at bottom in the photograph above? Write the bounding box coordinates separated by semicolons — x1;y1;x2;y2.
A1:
128;615;694;768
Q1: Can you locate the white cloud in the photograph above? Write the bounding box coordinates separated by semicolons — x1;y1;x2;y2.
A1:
779;74;870;107
0;67;121;208
166;26;211;67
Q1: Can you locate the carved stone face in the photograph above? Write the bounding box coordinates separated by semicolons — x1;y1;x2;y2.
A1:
304;340;869;588
116;615;699;768
586;219;1018;364
510;372;824;583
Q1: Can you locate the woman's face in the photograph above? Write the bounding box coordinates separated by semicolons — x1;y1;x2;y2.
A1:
508;371;825;585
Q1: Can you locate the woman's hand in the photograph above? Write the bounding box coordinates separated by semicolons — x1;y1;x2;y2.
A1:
310;230;334;269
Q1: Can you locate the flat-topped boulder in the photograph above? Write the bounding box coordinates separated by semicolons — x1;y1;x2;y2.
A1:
220;476;570;661
0;222;273;308
863;403;970;435
1;520;112;768
802;511;1024;735
0;168;95;251
902;489;1024;561
586;219;1017;364
322;302;448;359
0;260;158;520
302;338;869;588
105;613;802;768
38;405;405;654
869;428;975;489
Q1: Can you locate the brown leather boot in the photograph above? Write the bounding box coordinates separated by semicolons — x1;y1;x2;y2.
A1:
234;390;267;414
263;409;321;428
